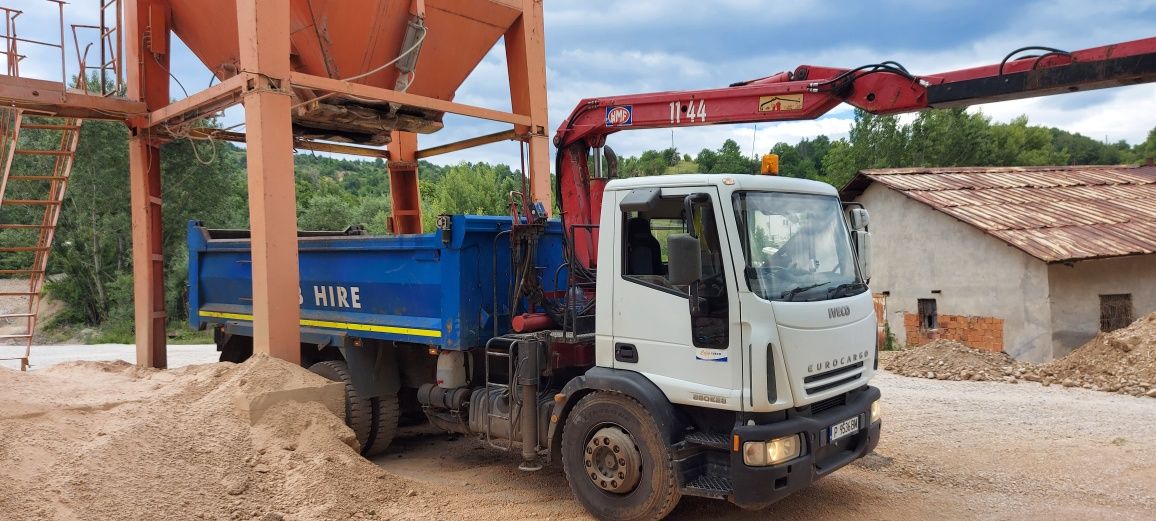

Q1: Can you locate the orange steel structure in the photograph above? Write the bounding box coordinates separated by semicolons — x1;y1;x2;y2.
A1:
0;0;550;368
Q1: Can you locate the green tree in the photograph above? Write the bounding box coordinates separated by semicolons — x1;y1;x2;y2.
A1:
1137;127;1156;162
710;139;756;174
820;139;859;187
298;194;356;230
909;108;994;167
427;162;520;221
45;117;246;330
695;148;718;172
773;135;831;179
989;116;1068;166
356;197;392;234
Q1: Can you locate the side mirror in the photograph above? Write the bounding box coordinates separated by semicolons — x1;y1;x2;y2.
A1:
850;208;870;231
667;233;702;287
855;230;871;281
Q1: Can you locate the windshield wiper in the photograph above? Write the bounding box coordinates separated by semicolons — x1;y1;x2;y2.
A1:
779;281;829;301
827;282;868;299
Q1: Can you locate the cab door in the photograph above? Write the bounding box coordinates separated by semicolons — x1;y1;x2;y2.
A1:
608;186;744;410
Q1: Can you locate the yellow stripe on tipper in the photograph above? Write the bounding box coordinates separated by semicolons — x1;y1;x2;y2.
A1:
198;310;442;338
199;311;253;321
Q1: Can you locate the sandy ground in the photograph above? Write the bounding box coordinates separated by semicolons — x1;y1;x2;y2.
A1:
2;347;1153;521
0;343;218;370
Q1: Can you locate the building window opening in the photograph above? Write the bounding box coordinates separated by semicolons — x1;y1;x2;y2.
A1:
1099;294;1133;332
918;298;937;330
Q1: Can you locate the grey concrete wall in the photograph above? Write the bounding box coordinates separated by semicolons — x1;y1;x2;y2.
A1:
857;183;1054;361
1048;255;1156;357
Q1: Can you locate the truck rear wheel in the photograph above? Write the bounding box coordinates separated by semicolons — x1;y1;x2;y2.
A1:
370;391;400;456
561;392;681;521
308;360;398;457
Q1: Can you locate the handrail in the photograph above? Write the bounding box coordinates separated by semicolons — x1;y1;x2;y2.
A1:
0;0;124;96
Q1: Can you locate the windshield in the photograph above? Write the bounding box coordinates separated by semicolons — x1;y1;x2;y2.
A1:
733;191;866;302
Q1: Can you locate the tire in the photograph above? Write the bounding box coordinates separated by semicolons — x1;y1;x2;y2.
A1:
217;335;252;363
308;360;398;457
368;392;399;457
561;392;681;521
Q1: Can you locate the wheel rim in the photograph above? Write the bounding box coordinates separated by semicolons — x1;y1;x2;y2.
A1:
583;425;642;494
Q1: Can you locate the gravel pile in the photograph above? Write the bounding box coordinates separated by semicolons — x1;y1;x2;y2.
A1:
882;339;1027;383
884;312;1156;398
1030;312;1156;397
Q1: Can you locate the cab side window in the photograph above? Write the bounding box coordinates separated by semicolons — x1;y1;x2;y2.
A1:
620;194;730;348
621;199;690;294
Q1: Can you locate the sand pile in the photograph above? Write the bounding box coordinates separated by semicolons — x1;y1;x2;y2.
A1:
1028;312;1156;396
883;339;1027;383
0;355;428;521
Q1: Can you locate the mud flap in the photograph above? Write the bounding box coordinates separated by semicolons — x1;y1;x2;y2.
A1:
339;344;400;400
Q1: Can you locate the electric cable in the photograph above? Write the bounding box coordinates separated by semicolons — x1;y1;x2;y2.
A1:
340;22;427;83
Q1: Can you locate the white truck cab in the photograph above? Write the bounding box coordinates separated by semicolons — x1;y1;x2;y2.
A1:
598;174;877;409
567;173;882;514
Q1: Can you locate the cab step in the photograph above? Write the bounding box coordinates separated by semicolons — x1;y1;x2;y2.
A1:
682;474;732;499
683;431;731;451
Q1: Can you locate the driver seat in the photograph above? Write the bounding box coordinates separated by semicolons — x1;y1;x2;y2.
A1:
627;217;662;276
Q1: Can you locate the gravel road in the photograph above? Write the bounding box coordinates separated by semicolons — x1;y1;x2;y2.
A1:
3;344;1152;520
375;371;1156;520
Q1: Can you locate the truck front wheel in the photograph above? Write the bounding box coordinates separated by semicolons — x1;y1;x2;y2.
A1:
308;360;399;457
561;392;681;521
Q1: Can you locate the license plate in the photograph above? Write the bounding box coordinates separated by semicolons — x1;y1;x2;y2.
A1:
828;416;860;442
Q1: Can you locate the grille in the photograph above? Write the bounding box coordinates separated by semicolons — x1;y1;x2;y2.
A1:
808;394;847;416
806;373;862;395
804;361;864;384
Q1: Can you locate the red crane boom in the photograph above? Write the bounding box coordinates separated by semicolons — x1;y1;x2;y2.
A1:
553;36;1156;272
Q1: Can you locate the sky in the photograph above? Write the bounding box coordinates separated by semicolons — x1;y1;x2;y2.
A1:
6;0;1156;169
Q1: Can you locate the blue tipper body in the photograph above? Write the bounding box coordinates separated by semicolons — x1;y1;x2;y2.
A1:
187;215;566;350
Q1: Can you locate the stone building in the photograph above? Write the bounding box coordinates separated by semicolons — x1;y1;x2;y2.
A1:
841;165;1156;362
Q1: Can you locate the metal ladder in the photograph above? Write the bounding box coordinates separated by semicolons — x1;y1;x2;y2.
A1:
0;108;82;370
482;336;519;451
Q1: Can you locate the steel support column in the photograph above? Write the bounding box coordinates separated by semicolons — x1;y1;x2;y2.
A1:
125;0;169;368
505;0;551;214
387;131;421;234
237;0;300;363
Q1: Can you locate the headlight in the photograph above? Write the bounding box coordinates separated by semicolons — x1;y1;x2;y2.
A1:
742;434;802;466
870;399;881;424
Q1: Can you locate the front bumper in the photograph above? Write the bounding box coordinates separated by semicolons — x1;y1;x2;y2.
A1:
729;385;881;509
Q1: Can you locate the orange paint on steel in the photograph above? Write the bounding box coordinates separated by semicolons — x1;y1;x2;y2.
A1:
504;0;551;214
387;130;421;234
167;0;520;103
125;0;170;369
237;0;302;364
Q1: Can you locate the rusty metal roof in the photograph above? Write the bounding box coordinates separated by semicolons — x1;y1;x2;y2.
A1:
840;165;1156;263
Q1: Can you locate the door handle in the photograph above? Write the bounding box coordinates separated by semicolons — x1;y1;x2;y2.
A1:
615;343;638;363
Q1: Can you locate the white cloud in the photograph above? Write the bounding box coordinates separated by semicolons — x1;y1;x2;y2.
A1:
3;0;1153;169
